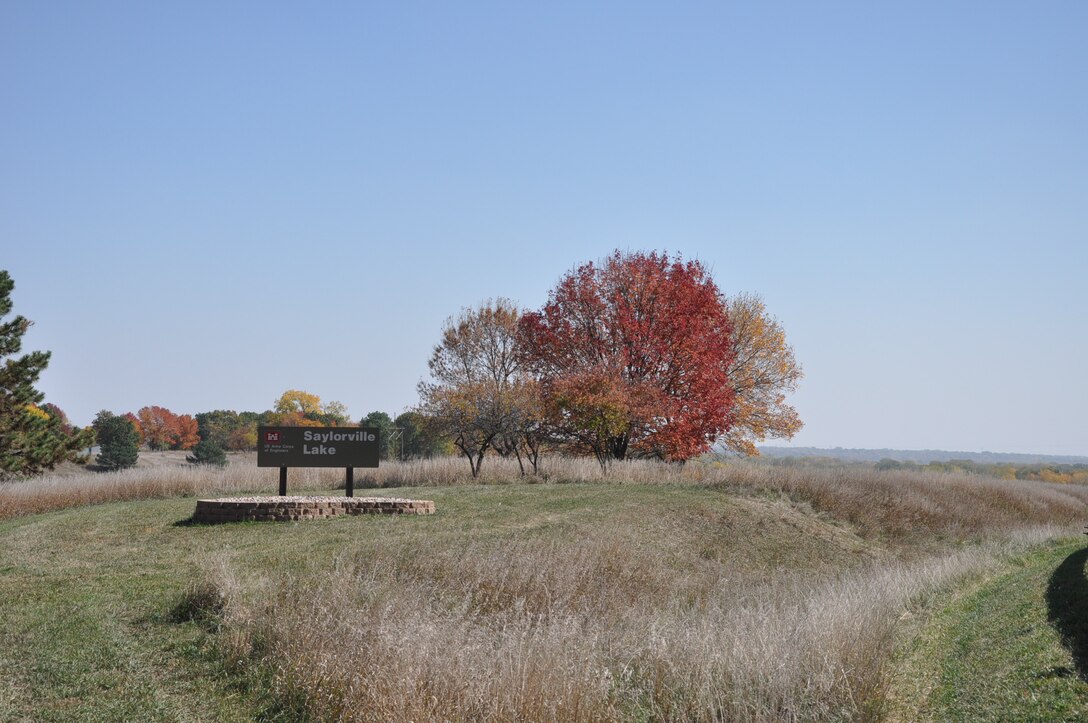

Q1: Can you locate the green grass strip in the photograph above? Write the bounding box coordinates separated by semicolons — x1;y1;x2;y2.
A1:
894;536;1088;722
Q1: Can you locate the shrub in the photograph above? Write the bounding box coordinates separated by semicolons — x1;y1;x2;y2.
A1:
187;439;227;467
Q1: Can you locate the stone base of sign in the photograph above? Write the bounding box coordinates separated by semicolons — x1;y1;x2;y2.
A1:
192;496;435;524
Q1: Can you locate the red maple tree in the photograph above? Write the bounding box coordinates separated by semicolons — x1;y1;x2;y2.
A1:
518;250;735;464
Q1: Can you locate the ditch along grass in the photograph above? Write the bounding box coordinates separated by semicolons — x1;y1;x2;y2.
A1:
887;535;1088;722
3;470;1086;722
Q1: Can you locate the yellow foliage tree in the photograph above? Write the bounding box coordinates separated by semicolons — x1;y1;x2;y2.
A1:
721;293;804;455
269;390;350;427
25;404;50;421
274;389;323;416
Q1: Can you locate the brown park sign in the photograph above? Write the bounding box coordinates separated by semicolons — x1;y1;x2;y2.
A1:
257;426;379;468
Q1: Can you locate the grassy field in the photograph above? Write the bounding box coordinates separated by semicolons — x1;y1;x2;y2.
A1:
2;459;1088;720
0;484;878;720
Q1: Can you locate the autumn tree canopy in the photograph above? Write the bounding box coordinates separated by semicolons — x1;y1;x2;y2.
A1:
137;406;176;450
195;410;260;451
518;251;735;465
270;390;351;427
274;390;322;417
123;412;144;445
722;293;804;455
417;299;541;477
136;406;199;451
172;414;200;450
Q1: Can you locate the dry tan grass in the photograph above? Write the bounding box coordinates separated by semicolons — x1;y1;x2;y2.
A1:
203;525;1064;722
699;461;1088;544
0;462;342;521
6;454;1088;544
9;453;1087;719
366;455;1088;544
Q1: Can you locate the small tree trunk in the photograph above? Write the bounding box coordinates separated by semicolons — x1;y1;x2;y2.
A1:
610;434;629;461
593;440;610;471
523;433;540;475
455;435;480;478
473;447;486;478
513;444;525;476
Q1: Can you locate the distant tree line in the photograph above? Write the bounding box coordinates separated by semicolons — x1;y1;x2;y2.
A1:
91;390;453;472
876;458;1088;484
762;447;1088;466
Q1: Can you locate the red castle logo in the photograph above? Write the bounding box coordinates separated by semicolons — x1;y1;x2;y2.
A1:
265;431;280;443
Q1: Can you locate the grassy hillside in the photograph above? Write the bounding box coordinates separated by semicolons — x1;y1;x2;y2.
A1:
2;460;1087;720
0;484;878;720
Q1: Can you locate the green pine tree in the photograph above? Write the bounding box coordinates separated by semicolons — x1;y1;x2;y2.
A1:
361;411;394;460
186;439;227;467
94;412;139;471
0;270;93;479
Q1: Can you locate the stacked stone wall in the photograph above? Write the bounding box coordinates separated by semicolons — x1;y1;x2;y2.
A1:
193;496;435;523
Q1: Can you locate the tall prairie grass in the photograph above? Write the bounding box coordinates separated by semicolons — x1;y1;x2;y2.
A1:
0;461;343;521
201;524;1063;722
6;455;1088;544
696;461;1088;543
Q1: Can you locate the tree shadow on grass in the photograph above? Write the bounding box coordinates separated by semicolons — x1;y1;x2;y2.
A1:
172;517;201;527
1047;545;1088;679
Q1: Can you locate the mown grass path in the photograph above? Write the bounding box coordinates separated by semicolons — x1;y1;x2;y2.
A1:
0;499;261;721
891;536;1088;722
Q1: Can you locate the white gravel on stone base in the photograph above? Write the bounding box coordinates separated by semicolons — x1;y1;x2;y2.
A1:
198;496;422;504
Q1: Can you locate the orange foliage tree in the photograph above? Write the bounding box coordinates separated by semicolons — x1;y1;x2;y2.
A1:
135;406;200;450
171;414;200;450
123;412;145;446
137;406;176;450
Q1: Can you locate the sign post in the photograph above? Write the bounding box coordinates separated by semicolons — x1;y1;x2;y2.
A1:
258;426;379;496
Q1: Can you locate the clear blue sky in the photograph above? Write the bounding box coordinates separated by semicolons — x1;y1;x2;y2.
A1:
2;2;1086;456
